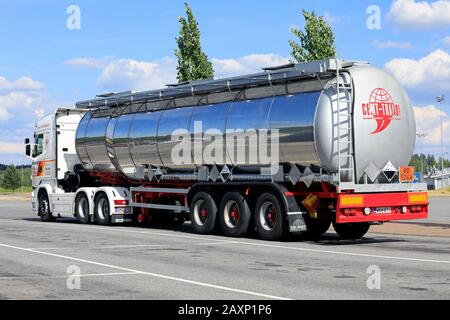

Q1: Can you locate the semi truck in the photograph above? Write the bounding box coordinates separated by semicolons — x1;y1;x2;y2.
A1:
25;58;428;240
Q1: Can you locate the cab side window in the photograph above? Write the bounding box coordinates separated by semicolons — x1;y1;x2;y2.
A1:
33;134;45;157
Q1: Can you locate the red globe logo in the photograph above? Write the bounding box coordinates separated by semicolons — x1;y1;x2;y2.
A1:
370;88;393;105
362;88;401;134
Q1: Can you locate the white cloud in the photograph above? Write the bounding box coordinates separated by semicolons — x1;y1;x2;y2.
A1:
372;40;413;50
0;91;45;121
388;0;450;30
73;54;290;93
0;74;46;121
384;49;450;92
97;57;177;92
66;57;113;70
212;54;290;79
0;76;44;92
0;141;23;154
414;105;450;150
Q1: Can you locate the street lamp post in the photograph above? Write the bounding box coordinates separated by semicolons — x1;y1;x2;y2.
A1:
436;95;445;193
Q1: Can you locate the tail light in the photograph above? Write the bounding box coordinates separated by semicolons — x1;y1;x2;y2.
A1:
114;199;129;206
344;209;358;215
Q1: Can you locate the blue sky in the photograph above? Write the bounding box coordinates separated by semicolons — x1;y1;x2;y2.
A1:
0;0;450;164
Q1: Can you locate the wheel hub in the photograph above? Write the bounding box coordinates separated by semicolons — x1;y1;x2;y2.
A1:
225;202;240;227
259;202;277;231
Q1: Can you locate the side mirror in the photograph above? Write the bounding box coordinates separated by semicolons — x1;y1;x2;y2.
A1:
25;145;31;157
25;138;31;157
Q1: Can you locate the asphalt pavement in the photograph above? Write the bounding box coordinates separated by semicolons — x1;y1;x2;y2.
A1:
0;200;449;300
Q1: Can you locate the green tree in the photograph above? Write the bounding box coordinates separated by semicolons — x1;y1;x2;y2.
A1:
289;10;337;63
175;2;214;82
409;154;420;172
0;164;21;194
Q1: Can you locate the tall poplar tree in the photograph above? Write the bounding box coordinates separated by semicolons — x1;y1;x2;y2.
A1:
175;2;214;82
289;10;337;62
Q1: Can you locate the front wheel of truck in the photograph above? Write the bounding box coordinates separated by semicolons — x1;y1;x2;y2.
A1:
38;192;55;222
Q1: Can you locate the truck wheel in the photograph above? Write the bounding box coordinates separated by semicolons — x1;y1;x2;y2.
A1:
333;222;370;239
219;192;251;237
38;192;55;222
190;192;218;234
254;193;285;241
94;193;111;226
75;193;90;224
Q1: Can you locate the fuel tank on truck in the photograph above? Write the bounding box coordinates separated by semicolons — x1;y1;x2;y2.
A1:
75;60;415;184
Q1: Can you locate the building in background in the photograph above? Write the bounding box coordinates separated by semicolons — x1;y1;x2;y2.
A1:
424;168;450;190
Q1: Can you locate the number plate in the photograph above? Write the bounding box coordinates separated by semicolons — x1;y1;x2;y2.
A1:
374;207;391;214
115;207;131;214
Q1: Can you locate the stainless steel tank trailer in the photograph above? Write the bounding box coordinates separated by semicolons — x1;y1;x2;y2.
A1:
25;58;428;240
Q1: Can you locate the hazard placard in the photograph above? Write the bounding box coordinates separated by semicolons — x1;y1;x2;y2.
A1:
399;166;414;182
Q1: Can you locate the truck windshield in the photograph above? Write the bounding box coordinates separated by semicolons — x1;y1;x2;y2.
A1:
33;134;44;158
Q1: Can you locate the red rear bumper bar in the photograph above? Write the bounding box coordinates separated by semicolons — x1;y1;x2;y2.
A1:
336;192;428;224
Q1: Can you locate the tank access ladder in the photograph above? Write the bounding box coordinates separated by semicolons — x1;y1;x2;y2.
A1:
335;59;356;186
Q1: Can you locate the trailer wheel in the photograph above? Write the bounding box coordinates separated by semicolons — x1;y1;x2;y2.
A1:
190;192;218;234
75;193;90;224
333;222;370;239
94;193;111;226
218;192;251;237
38;192;55;222
254;193;285;241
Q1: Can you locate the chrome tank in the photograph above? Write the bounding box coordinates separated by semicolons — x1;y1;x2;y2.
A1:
75;65;415;183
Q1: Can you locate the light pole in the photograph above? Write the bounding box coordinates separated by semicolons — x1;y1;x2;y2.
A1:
436;95;445;193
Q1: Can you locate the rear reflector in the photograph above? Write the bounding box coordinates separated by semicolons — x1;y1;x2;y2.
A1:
408;193;428;204
114;199;129;206
340;196;364;206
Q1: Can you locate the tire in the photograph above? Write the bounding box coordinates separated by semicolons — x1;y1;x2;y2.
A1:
219;192;251;237
306;209;332;237
74;193;90;224
94;193;111;226
333;222;370;239
38;192;55;222
254;193;285;241
190;192;218;234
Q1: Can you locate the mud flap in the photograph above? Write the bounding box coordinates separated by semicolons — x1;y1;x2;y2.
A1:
288;212;308;233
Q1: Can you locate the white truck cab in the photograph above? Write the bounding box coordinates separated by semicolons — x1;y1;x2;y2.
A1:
25;108;132;224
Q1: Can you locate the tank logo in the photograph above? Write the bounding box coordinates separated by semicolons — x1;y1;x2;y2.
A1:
362;88;400;134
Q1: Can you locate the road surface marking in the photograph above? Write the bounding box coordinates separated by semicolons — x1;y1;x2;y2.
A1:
0;242;291;300
3;219;450;265
0;272;138;281
28;244;165;250
80;224;450;265
29;242;241;250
